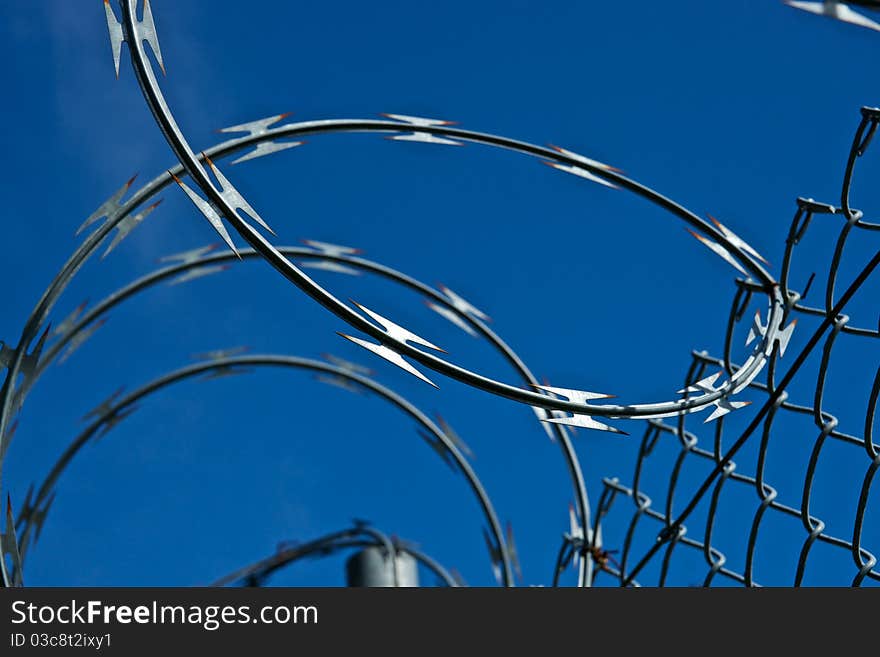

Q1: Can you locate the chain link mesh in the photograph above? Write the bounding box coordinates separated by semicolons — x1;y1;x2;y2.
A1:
589;108;880;587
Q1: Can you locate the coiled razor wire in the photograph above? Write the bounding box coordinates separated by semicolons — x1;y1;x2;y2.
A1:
12;353;516;585
1;1;877;587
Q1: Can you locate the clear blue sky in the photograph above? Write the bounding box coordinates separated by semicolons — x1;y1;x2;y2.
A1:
1;1;878;586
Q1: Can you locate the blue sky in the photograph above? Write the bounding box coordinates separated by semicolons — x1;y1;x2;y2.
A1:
1;1;878;586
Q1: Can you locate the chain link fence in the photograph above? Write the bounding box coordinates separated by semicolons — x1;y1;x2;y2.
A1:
588;108;880;586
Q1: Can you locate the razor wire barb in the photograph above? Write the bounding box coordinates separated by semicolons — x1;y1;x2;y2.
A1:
0;1;878;587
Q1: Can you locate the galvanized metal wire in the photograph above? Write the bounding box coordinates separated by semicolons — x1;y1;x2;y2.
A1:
212;523;460;587
2;3;878;588
582;107;880;587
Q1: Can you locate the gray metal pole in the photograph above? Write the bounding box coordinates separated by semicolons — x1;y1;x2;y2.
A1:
346;547;419;587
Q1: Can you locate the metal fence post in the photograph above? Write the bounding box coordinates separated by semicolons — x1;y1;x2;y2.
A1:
346;547;419;587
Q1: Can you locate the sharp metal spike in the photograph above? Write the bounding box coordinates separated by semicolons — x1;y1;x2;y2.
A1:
776;319;797;357
200;365;253;381
381;113;457;127
170;173;238;255
157;243;219;265
530;380;588;441
506;521;522;582
53;301;89;338
138;0;165;75
437;285;490;322
300;239;363;257
19;485;35;524
548;144;623;173
103;0;124;78
191;346;249;362
76;175;136;235
747;310;797;357
436;414;474;459
687;229;748;275
387;132;463;146
167;264;230;286
83;386;126;422
19;325;52;390
2;495;23;586
29;325;51;364
297;261;361;276
542;160;618;189
102;200;162;259
96;404;140;440
677;371;723;395
531;384;615;405
231;140;303;165
337;333;438;388
543;413;627;435
567;508;584;572
381;113;461;144
216;112;301;165
784;1;880;32
746;309;767;347
219;113;293;136
425;301;477;337
708;214;769;265
321;353;373;376
705;399;752;423
2;421;19;450
351;301;446;353
568;503;584;541
204;155;275;236
103;0;165;78
59;318;107;364
416;429;457;472
28;491;57;547
482;528;503;585
314;373;363;394
531;405;559;442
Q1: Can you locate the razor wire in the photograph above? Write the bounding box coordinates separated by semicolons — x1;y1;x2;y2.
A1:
1;1;878;587
100;0;785;428
0;235;581;586
11;354;517;587
211;523;461;588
